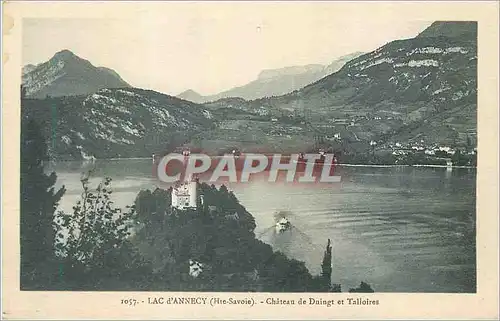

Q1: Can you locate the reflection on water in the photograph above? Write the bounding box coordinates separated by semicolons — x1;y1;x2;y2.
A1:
47;160;476;293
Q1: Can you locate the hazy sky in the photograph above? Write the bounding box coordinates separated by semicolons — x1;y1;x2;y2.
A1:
22;6;432;96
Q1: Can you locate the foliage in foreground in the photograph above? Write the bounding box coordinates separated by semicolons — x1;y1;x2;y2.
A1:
20;119;65;289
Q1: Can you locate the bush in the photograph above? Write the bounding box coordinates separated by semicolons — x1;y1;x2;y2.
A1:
349;281;375;293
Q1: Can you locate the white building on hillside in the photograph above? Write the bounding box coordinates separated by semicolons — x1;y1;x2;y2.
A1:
172;180;200;210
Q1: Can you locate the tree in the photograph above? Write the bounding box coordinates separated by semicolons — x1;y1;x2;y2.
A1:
321;239;333;290
20;119;66;288
55;176;137;277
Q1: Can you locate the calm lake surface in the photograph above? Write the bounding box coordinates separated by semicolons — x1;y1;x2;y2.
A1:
47;159;477;293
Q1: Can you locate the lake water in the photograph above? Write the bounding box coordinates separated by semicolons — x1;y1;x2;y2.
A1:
47;159;477;293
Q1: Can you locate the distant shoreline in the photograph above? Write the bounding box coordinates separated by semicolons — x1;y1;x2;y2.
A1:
50;157;477;169
336;163;476;169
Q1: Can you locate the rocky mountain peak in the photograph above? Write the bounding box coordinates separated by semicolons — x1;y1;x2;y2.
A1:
52;49;78;60
22;49;130;98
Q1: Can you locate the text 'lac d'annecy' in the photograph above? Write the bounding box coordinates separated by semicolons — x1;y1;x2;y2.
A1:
154;152;341;184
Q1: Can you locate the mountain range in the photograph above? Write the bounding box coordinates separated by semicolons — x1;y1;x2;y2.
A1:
176;52;364;103
21;21;477;160
209;21;477;149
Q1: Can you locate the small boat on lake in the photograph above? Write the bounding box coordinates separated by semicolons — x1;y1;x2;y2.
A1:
275;217;292;234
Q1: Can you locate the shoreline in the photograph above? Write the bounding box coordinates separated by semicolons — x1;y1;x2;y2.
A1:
336;163;476;169
50;157;477;169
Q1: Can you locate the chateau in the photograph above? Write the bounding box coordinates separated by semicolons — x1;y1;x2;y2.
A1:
171;179;203;210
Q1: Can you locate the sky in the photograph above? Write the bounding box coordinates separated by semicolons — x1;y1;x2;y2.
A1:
22;5;432;96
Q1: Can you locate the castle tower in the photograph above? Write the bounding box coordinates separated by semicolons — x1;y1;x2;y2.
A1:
171;179;199;210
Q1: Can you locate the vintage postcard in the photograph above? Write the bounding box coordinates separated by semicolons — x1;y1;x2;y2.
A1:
2;1;499;319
